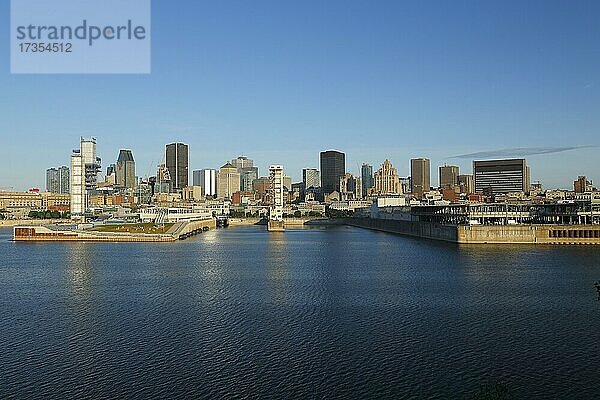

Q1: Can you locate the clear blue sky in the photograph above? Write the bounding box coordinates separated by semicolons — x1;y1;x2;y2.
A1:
1;0;599;190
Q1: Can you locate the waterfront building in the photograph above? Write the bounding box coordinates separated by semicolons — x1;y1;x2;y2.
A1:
46;166;70;194
439;165;459;189
473;159;530;195
361;163;374;198
458;174;474;194
217;163;240;200
320;150;346;196
193;169;217;197
410;158;430;197
0;191;70;212
115;149;136;190
70;137;101;220
269;165;284;221
374;159;402;195
165;143;189;192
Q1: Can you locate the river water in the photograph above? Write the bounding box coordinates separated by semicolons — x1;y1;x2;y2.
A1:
1;226;599;399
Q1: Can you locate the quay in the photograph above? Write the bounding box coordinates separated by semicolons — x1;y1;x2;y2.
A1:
12;218;215;242
347;202;600;245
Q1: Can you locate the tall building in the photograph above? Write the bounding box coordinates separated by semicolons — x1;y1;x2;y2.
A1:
269;165;284;221
410;158;430;197
231;156;254;170
70;137;101;220
458;174;474;194
156;164;172;194
46;166;69;194
374;159;402;195
473;159;530;194
165;143;189;191
320;150;345;195
302;168;320;190
361;163;374;198
217;163;240;199
193;169;217;197
115;149;136;190
231;156;258;192
574;176;594;193
439;165;459;188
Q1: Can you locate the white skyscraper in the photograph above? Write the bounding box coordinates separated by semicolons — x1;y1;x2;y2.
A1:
269;165;284;222
70;137;101;221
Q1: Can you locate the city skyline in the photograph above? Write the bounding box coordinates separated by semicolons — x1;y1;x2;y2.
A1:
1;0;599;189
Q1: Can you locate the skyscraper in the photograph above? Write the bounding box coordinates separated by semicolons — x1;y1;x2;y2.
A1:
193;169;217;197
269;165;284;222
374;159;402;195
320;150;345;195
361;163;374;198
217;163;240;199
410;158;430;197
473;159;530;194
302;168;320;190
46;166;69;194
70;137;101;220
165;143;189;192
439;165;459;188
231;156;258;191
116;149;136;190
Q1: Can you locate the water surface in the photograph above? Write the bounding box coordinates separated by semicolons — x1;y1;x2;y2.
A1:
1;226;599;399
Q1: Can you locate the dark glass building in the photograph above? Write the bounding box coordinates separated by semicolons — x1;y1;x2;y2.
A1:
320;150;345;195
361;163;374;197
165;143;189;191
473;159;530;194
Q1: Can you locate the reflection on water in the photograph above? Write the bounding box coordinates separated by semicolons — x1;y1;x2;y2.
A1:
1;226;600;399
266;232;289;304
66;243;94;298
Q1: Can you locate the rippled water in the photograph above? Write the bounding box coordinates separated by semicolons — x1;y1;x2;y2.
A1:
1;225;599;399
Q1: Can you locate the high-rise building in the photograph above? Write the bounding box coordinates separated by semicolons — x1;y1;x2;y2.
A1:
193;169;217;197
269;165;284;221
231;156;254;170
302;168;320;190
320;150;345;195
217;163;240;199
70;137;101;220
46;166;70;194
361;163;374;198
473;159;530;194
458;174;474;194
116;149;136;190
165;143;189;191
156;164;172;194
574;176;594;193
439;165;459;188
410;158;430;197
373;160;402;195
231;156;258;192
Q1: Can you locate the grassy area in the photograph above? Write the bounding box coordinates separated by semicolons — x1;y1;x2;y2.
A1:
90;223;174;235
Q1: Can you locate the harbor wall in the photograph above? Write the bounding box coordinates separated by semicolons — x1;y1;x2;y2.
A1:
346;218;600;245
345;218;458;242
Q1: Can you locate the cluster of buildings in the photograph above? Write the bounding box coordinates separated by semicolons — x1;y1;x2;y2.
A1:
0;136;598;225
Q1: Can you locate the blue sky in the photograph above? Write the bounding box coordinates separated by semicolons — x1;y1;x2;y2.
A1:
1;0;599;190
